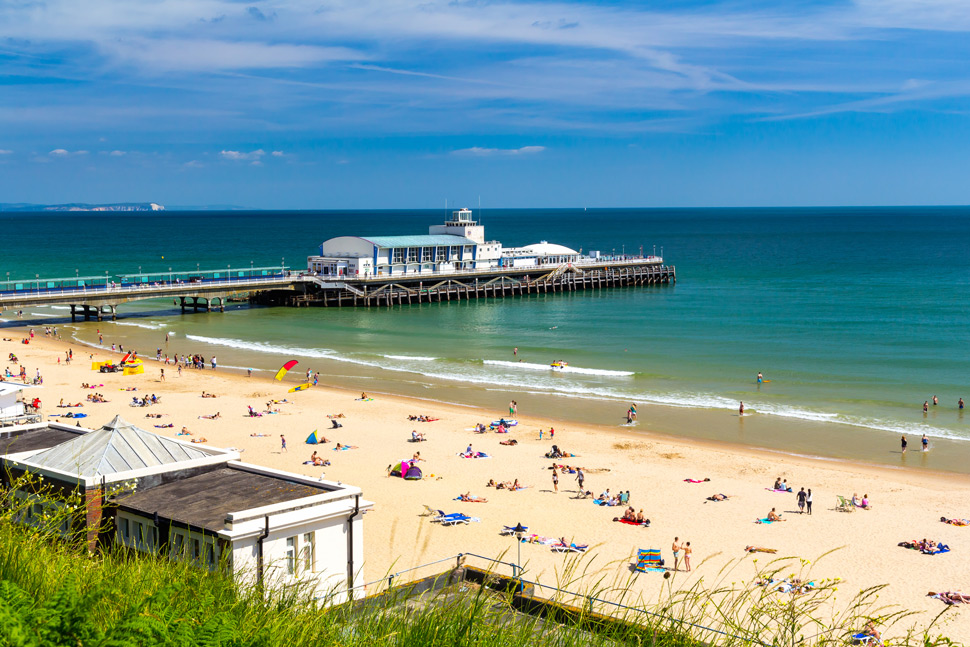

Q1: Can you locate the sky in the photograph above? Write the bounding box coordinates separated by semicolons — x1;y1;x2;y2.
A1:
1;0;969;209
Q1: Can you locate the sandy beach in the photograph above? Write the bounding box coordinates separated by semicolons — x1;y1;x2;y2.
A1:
5;329;970;641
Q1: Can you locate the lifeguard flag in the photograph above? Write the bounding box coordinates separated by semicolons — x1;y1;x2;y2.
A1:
288;383;311;393
274;360;299;381
120;352;133;364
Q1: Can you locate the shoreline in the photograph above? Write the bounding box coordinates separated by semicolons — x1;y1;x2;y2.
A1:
33;321;970;485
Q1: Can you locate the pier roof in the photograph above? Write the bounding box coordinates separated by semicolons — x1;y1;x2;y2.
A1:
358;234;477;248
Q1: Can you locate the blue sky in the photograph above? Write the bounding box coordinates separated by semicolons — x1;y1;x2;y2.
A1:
1;0;969;208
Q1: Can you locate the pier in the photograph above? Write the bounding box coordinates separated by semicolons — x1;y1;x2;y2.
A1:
258;260;675;308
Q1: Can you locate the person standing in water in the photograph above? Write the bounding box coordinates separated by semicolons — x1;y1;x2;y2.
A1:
922;434;929;451
630;403;637;420
960;398;965;410
901;435;908;453
923;401;929;414
513;347;518;356
739;402;745;415
757;372;763;384
933;395;938;406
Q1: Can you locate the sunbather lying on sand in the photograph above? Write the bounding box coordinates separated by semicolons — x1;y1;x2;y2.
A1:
745;546;777;554
201;391;217;398
250;433;269;437
177;427;193;436
459;492;488;503
707;493;733;501
190;437;208;444
928;591;970;605
756;578;814;594
145;413;165;418
499;439;518;446
198;412;221;419
941;517;970;526
327;413;346;419
333;443;358;450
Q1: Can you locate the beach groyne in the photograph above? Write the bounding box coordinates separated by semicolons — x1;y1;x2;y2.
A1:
252;262;675;308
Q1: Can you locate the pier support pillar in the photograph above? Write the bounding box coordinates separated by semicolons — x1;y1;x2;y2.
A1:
70;305;77;322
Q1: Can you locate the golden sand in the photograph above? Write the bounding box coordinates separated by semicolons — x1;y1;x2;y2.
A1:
6;331;970;640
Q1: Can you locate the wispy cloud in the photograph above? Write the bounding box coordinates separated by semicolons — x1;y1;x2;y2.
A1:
0;149;12;155
49;149;88;156
453;146;546;156
221;149;265;161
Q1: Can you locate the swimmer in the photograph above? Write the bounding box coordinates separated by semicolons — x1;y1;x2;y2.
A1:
757;372;763;384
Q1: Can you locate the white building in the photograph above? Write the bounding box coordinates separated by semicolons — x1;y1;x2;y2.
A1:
306;209;580;278
0;381;41;426
1;416;372;603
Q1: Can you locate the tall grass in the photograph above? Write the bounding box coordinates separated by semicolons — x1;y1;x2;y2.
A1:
0;477;961;646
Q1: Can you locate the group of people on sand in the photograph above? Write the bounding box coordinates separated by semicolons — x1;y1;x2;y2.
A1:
851;493;872;509
86;392;108;403
671;537;692;571
407;414;437;422
595;488;631;507
309;451;331;467
618;507;648;524
131;394;159;407
487;478;526;491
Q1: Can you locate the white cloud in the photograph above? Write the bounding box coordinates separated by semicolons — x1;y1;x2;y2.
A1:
271;150;284;157
109;150;126;156
453;146;546;156
183;160;204;168
221;149;265;161
49;148;70;156
0;149;12;155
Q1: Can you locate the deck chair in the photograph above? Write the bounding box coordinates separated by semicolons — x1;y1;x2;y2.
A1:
551;542;588;553
635;548;665;572
421;504;438;517
438;513;472;526
500;525;529;536
836;495;854;512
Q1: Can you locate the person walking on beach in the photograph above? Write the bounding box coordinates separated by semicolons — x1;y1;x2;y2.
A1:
922;434;929;451
672;537;682;571
552;469;559;493
177;364;182;377
280;435;287;452
576;467;585;492
683;542;692;572
806;488;813;515
630;404;637;420
901;435;907;453
739;401;745;416
160;368;165;382
797;487;807;514
211;356;217;370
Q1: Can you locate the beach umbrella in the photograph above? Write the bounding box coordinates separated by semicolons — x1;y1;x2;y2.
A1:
274;360;299;381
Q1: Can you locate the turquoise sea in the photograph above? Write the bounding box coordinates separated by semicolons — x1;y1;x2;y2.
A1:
4;207;970;470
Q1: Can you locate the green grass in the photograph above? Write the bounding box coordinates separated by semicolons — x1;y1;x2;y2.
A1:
0;477;961;647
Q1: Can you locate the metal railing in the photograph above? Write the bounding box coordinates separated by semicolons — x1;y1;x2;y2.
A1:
0;275;296;303
325;551;768;646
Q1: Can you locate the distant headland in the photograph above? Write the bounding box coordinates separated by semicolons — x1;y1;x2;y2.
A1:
0;202;164;212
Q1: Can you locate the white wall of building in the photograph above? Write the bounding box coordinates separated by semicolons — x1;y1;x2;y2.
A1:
0;391;25;419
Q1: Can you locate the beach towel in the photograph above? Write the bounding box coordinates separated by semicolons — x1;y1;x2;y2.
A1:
333;446;356;451
355;397;374;401
615;518;650;527
551;542;588;553
526;534;559;545
684;478;709;483
755;518;775;524
458;452;490;459
54;412;87;418
765;488;791;493
154;424;174;428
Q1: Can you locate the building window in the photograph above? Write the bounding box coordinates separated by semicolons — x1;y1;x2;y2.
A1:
407;248;419;263
286;537;296;575
450;246;460;260
170;533;184;560
422;247;432;262
302;532;315;572
392;248;404;264
191;538;201;563
204;542;216;570
463;246;473;258
120;517;130;543
435;247;445;262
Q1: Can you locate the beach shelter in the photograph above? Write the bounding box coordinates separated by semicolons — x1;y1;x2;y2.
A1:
305;430;323;444
289;383;311;393
404;463;423;480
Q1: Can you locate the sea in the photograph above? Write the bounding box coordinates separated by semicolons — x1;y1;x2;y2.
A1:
4;207;970;472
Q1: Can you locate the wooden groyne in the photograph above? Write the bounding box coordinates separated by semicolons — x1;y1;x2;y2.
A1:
252;262;675;308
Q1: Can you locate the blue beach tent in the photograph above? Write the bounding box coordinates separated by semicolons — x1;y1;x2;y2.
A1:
306;430;322;444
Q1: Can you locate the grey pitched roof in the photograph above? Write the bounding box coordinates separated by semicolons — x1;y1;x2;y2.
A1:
25;416;212;478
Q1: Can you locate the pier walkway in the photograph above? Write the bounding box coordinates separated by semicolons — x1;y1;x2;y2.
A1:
1;259;675;320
